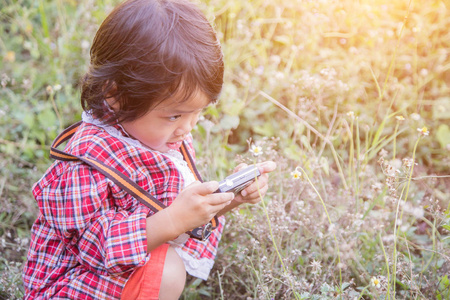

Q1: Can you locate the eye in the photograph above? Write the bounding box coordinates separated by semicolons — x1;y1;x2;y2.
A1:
168;115;181;121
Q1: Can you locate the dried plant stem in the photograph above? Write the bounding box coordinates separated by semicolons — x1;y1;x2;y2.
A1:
348;117;355;189
392;122;399;160
49;92;63;132
296;165;343;291
259;90;348;190
379;232;391;300
393;135;421;298
254;172;301;300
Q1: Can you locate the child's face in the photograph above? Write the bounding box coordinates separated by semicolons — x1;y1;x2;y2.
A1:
120;91;210;153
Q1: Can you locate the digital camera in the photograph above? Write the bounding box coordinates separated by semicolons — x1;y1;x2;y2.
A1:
215;165;261;195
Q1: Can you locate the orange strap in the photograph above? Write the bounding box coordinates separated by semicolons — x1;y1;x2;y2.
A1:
50;121;218;240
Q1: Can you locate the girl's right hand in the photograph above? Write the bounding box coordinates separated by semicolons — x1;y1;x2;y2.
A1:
166;181;234;234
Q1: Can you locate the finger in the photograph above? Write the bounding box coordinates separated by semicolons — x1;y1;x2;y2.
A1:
207;192;235;205
234;163;248;173
256;161;277;174
241;174;268;196
242;184;269;202
189;181;219;195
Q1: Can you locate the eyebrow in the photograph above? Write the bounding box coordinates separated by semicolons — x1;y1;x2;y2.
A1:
164;106;207;114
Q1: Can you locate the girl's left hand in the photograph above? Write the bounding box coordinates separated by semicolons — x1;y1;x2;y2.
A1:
233;161;277;204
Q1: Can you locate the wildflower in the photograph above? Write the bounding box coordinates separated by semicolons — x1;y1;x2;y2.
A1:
255;66;264;75
419;68;428;77
384;164;396;177
379;148;388;158
395;115;405;121
310;259;322;274
290;168;302;180
46;85;53;94
249;144;263;156
402;158;414;168
4;51;15;62
410;113;421;120
371;276;381;288
417;126;429;136
53;84;62;91
347;111;355;119
275;72;284;80
81;40;90;50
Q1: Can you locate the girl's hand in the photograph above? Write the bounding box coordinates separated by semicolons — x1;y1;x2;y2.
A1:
166;181;234;234
233;161;277;204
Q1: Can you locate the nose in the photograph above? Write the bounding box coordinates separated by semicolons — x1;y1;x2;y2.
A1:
175;115;197;137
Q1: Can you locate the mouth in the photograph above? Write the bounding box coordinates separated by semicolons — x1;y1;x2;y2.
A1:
166;140;184;150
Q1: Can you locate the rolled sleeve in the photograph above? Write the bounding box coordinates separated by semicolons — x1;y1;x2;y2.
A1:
37;162;150;276
79;206;149;276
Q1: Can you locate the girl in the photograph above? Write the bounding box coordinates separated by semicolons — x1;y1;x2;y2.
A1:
22;0;276;299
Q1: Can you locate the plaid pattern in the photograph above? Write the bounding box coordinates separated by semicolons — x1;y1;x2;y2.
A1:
23;122;225;299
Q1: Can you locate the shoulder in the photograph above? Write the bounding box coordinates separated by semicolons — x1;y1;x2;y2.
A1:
68;122;178;179
34;122;183;204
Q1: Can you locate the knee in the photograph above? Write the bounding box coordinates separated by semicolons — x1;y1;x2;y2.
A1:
159;246;186;300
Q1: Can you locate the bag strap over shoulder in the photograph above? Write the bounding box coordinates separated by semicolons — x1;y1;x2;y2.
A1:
50;121;218;241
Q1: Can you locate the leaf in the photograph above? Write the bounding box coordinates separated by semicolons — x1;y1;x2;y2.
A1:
253;123;275;136
274;35;291;45
436;124;450;149
432;97;450;120
320;156;329;176
212;115;240;132
37;109;57;130
341;282;351;290
283;143;303;162
300;135;312;151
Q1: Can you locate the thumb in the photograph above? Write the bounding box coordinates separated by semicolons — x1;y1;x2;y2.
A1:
189;181;219;196
257;161;277;174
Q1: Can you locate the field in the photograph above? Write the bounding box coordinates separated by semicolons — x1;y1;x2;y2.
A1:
1;0;449;299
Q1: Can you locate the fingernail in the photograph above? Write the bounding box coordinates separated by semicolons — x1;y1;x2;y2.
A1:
241;190;247;197
209;181;219;190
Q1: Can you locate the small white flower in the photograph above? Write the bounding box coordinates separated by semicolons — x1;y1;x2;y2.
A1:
417;126;429;136
379;148;388;158
371;276;381;288
310;259;322;274
290;168;302;180
275;72;285;80
53;84;62;91
419;68;428;77
81;40;90;50
249;144;263;156
410;113;421;121
46;85;53;94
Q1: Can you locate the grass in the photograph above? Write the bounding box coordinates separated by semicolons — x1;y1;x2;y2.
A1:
1;0;449;299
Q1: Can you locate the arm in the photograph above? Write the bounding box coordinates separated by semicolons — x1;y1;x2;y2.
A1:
216;161;277;216
145;181;234;252
38;164;150;276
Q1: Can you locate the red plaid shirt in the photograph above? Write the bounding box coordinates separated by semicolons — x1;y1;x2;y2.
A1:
23;122;225;299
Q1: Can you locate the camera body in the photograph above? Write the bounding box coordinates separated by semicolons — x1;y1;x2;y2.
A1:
215;165;261;195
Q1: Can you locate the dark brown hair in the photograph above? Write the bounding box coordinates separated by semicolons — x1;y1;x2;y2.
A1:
81;0;224;124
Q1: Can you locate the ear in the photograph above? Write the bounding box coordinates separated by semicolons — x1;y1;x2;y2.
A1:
104;82;120;112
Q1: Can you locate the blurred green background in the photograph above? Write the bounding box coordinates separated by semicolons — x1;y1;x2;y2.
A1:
1;0;449;298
